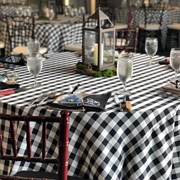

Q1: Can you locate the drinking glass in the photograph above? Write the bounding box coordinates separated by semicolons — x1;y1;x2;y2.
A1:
170;48;180;84
27;39;42;88
48;7;55;20
145;37;158;65
27;39;40;57
78;6;86;15
117;53;133;95
27;56;43;88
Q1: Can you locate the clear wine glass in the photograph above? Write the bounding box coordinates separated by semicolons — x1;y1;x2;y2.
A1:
117;53;133;95
27;55;43;88
170;48;180;85
145;37;158;65
27;39;42;88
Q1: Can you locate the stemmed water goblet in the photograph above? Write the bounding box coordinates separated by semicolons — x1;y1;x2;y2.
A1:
117;53;133;95
26;39;43;88
145;37;158;65
170;48;180;87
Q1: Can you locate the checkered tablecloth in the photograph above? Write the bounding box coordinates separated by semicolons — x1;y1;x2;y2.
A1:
131;9;180;49
35;22;83;53
0;52;180;180
4;21;83;56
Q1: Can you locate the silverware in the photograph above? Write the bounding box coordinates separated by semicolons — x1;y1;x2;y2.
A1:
36;92;63;106
29;91;64;107
114;95;124;112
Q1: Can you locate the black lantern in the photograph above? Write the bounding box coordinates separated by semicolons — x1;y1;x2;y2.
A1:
82;8;115;71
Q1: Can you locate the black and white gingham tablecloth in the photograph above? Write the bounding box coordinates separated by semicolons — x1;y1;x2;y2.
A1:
131;9;180;49
4;21;83;56
0;52;180;180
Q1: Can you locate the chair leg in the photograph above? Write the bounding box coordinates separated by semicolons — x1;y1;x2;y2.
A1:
178;30;180;48
137;29;146;53
0;48;5;58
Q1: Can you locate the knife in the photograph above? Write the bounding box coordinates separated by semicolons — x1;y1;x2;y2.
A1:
114;95;124;111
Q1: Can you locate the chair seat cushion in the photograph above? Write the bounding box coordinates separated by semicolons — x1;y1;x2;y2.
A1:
14;171;89;180
12;46;47;55
115;23;128;30
0;41;5;49
139;23;160;30
116;38;128;46
167;23;180;30
64;44;82;51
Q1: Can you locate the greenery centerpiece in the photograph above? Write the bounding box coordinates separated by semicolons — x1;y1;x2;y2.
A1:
76;61;117;78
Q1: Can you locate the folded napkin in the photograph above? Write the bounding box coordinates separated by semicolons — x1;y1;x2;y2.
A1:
0;54;26;66
161;83;180;95
0;82;20;90
47;92;111;112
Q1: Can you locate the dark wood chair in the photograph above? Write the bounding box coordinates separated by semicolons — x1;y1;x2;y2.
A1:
114;7;132;31
115;27;139;53
5;15;47;56
165;10;180;50
0;111;88;180
137;3;167;53
0;15;6;57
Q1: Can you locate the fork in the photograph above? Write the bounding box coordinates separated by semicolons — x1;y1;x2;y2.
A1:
28;92;51;106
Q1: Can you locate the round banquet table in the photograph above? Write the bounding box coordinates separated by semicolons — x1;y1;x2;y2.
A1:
0;52;180;180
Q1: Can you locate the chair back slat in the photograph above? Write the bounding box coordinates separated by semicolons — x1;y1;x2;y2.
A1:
42;121;46;159
26;121;31;158
115;27;139;53
10;120;18;157
0;111;70;179
0;129;4;156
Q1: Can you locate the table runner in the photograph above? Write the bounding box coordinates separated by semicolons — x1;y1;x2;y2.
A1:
0;52;180;179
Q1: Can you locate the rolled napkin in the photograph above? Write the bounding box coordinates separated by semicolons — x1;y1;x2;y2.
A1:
47;92;111;112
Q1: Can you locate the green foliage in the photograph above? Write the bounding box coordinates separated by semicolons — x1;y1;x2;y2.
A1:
93;68;117;78
76;62;117;78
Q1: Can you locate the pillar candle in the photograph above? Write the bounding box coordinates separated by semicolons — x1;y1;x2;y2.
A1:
101;43;104;66
94;43;98;66
144;0;149;6
64;0;69;6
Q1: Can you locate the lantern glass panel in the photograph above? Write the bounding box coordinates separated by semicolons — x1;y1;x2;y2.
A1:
84;31;96;64
101;31;114;65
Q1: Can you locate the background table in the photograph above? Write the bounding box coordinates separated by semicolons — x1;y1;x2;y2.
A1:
131;9;180;50
0;52;180;180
